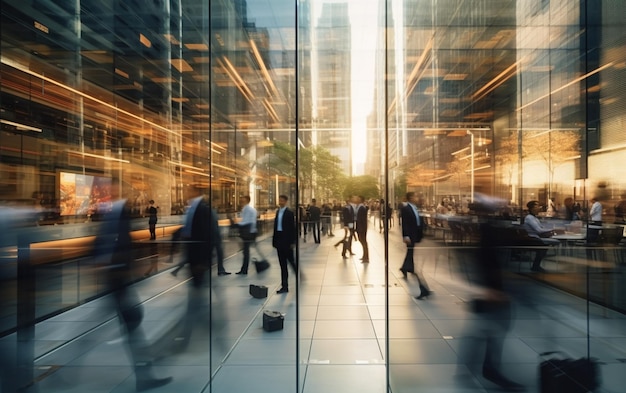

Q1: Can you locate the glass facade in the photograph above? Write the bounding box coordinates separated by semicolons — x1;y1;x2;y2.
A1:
1;0;625;392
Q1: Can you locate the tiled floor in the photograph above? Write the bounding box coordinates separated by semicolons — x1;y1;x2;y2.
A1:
6;222;626;392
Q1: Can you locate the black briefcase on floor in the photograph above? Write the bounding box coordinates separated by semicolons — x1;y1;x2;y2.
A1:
262;310;284;332
249;284;268;299
254;258;270;273
539;351;601;393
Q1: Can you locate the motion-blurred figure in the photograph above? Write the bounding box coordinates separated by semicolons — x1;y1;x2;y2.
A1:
235;195;267;274
147;200;158;240
338;198;356;258
614;193;626;224
399;192;431;299
98;199;172;391
561;197;580;221
0;206;36;392
456;195;525;392
171;194;222;348
355;196;369;263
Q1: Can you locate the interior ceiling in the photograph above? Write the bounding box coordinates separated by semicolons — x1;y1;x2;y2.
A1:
0;0;571;136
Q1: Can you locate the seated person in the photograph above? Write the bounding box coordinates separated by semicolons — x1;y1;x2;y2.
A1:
523;200;560;272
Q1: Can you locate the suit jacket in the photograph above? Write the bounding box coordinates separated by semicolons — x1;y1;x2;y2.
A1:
188;198;213;267
342;204;355;228
273;207;296;249
308;205;321;221
355;205;368;236
401;203;423;243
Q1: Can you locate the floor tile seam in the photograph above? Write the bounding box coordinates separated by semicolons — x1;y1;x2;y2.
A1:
294;241;342;393
296;240;330;376
346;256;391;361
210;293;278;380
364;230;456;343
428;253;624;339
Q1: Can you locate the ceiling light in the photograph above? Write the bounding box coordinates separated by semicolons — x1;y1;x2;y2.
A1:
139;33;152;48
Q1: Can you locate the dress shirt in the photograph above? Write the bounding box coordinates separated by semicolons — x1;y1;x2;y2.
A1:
277;206;286;231
523;214;550;238
240;204;258;233
350;203;358;219
590;201;602;222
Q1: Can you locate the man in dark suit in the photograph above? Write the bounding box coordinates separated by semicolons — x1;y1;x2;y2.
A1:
400;192;431;299
273;195;297;293
102;199;173;391
355;196;369;262
339;198;356;258
308;198;322;243
184;195;214;286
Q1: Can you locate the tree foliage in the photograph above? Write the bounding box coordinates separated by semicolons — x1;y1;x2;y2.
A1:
342;175;380;200
496;129;581;186
270;141;345;201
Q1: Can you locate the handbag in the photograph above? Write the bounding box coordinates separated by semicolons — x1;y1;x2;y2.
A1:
262;310;284;332
249;284;268;298
254;258;270;273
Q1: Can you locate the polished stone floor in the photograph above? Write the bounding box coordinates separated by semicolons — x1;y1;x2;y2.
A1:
6;220;626;393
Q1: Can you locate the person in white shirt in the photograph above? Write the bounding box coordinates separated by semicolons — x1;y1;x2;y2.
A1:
589;197;603;225
523;200;559;272
586;197;604;256
236;195;264;275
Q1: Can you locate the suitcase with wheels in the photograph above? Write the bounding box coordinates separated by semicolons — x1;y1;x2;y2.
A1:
539;351;601;393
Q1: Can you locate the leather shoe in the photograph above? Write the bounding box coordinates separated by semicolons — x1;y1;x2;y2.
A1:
218;271;231;276
235;271;247;275
276;287;289;294
415;289;431;300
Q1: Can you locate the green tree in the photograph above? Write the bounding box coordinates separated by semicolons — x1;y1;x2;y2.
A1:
343;175;380;200
270;141;345;203
310;145;345;201
395;172;407;200
271;140;297;177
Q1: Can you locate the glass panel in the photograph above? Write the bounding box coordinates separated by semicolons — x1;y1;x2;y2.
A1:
209;0;298;391
0;0;625;392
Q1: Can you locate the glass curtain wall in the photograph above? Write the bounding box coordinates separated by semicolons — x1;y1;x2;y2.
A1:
1;0;626;392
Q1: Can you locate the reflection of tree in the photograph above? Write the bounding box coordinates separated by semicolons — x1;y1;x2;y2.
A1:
271;141;344;202
496;130;580;192
343;175;379;200
406;162;434;188
395;173;407;201
446;155;471;201
524;131;580;189
312;146;345;201
494;131;519;190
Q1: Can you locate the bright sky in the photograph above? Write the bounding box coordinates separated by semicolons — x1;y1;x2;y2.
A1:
312;0;380;175
348;1;379;174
